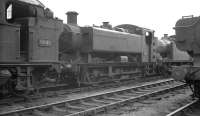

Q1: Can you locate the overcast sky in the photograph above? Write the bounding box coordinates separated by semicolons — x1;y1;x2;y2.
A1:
39;0;200;38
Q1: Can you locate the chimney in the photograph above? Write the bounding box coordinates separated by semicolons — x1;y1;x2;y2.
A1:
164;34;168;38
102;22;112;29
103;22;109;26
66;11;78;25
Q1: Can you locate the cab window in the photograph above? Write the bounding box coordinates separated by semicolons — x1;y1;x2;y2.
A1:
6;4;13;21
145;31;153;45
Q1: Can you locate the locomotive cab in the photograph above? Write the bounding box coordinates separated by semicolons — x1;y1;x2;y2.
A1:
0;0;63;63
0;0;63;94
6;1;42;61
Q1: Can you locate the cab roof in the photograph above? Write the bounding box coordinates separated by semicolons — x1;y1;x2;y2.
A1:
17;0;45;7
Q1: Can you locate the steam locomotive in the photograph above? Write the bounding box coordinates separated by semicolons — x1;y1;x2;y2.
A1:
172;15;200;98
156;34;192;66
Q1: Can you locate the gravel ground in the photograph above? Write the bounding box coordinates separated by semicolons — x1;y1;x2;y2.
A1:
98;87;192;116
0;78;169;113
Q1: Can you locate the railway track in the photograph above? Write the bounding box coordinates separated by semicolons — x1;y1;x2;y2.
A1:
0;79;186;116
0;75;162;105
38;75;162;93
166;100;200;116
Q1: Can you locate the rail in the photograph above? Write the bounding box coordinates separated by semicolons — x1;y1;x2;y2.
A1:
166;100;199;116
0;79;186;116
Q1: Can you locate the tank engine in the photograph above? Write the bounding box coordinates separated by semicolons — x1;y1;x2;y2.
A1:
173;15;200;98
154;34;192;78
59;12;157;86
